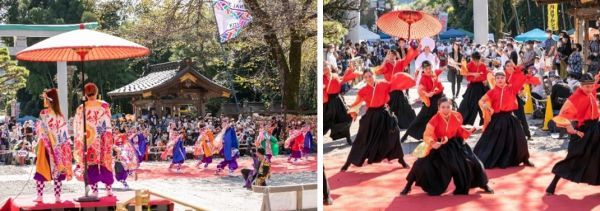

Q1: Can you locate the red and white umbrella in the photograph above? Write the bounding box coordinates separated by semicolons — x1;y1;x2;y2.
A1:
377;10;442;40
17;26;149;62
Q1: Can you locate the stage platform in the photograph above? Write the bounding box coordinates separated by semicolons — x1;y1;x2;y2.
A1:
2;192;173;211
325;152;600;211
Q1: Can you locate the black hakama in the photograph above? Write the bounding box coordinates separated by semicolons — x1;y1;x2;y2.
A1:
473;112;530;168
406;138;489;195
324;94;352;141
402;94;443;141
324;167;332;204
389;90;416;129
551;120;600;185
458;82;488;125
344;107;406;167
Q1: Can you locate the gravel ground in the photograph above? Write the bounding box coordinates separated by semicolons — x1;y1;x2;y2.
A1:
325;71;570;158
0;155;317;210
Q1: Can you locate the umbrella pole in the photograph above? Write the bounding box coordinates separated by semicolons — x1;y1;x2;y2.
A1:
408;24;411;40
74;49;99;202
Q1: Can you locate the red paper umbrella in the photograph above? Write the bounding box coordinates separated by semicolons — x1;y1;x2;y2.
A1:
377;10;442;40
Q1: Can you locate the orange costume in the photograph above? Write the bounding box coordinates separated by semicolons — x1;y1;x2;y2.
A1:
352;73;415;111
404;111;491;195
324;67;358;143
324;67;358;103
465;61;488;83
473;68;531;169
458;61;490;126
479;67;527;129
421;112;472;157
552;87;600;128
418;70;444;107
376;47;419;84
546;75;600;193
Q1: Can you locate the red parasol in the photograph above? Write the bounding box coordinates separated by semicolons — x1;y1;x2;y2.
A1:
16;24;149;202
376;10;442;40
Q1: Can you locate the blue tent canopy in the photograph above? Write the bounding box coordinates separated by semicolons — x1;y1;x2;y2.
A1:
439;28;474;40
378;31;391;40
515;28;559;42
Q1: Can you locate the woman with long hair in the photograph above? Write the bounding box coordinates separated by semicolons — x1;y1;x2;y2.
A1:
34;88;73;202
194;122;215;169
557;33;573;79
340;70;410;171
546;73;600;195
401;97;493;196
161;122;186;173
448;42;464;99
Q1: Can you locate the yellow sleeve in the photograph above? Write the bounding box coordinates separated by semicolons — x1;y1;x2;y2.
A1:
552;100;577;128
479;94;493;131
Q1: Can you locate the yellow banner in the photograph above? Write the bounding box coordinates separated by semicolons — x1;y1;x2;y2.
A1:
547;4;558;31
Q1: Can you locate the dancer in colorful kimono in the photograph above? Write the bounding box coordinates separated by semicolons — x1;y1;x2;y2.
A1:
194;123;215;169
216;119;240;175
457;52;489;126
241;148;271;189
546;73;600;195
474;68;533;169
401;97;493;196
255;123;279;162
34;88;73;202
113;128;138;190
341;70;410;172
302;124;314;160
162;123;186;173
128;126;147;168
376;44;419;129
401;61;445;142
74;83;114;197
324;61;358;145
285;124;304;163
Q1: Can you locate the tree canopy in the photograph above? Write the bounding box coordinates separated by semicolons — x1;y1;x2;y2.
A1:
0;47;29;113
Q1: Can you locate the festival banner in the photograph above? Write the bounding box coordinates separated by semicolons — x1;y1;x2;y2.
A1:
547;4;558;31
438;12;448;32
212;0;253;43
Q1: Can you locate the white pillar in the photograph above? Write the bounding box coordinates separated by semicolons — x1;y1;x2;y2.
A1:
473;0;489;44
14;36;27;48
57;62;68;117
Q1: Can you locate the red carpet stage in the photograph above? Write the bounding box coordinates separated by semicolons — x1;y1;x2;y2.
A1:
3;192;173;211
325;152;600;211
135;156;317;180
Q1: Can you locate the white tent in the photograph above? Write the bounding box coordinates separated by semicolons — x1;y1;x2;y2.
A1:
345;25;380;43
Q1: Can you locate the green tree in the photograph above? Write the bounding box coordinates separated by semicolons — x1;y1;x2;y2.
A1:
0;47;29;112
324;20;348;45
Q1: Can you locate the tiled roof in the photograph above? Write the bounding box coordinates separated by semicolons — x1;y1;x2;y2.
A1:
108;59;230;97
107;69;177;95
